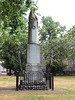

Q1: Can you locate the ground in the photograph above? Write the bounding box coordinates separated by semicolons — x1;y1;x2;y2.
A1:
0;87;72;94
0;75;75;100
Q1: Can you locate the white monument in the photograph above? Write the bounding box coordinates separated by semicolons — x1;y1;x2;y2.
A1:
26;11;43;81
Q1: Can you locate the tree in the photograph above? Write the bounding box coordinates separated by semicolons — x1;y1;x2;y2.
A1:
39;16;66;42
39;16;68;73
66;26;75;67
0;0;38;35
0;0;38;75
0;14;28;75
0;33;28;75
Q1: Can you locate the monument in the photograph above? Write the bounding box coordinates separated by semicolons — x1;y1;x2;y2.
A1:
19;11;48;90
26;11;43;81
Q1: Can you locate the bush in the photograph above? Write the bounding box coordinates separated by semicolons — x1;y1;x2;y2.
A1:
50;60;67;75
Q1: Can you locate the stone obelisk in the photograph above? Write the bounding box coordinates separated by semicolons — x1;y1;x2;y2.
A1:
26;11;43;81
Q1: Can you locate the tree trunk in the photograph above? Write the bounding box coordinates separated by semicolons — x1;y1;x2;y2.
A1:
9;68;11;76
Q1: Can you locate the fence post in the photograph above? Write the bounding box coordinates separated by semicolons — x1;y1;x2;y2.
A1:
52;73;54;90
49;73;51;89
16;71;19;91
24;72;25;81
46;73;47;82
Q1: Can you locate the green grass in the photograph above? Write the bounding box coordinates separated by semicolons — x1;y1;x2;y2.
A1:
0;76;75;100
0;76;16;87
0;93;75;100
16;94;75;100
55;76;75;93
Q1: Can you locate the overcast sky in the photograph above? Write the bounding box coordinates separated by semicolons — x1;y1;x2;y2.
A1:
37;0;75;30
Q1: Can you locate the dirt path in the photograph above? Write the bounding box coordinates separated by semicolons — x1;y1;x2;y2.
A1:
0;87;72;94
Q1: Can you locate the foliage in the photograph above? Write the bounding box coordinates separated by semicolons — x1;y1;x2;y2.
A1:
61;25;75;67
67;26;75;60
0;0;38;73
0;33;27;72
0;0;38;35
39;16;66;42
50;60;67;74
39;16;68;72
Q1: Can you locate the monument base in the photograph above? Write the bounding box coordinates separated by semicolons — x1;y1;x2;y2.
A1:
19;71;48;90
19;80;48;90
18;64;48;90
25;64;43;81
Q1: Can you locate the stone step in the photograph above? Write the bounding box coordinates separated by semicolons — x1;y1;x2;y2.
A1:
19;85;48;90
20;80;47;85
19;80;48;90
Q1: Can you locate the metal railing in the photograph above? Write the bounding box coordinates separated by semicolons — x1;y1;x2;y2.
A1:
16;72;54;91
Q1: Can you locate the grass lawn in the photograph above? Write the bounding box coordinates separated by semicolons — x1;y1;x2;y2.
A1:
0;76;16;87
55;76;75;93
0;93;75;100
0;76;75;100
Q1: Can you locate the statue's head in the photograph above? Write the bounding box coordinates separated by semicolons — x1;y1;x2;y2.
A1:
29;11;37;21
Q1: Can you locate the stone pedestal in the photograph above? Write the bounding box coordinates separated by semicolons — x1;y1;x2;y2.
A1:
26;44;43;81
27;44;40;64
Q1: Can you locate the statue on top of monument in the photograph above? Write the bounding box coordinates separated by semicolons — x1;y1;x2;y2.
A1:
29;11;38;22
28;11;38;44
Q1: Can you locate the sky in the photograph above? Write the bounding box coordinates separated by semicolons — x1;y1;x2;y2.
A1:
37;0;75;30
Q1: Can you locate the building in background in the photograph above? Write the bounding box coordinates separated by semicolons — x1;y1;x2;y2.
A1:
64;59;75;71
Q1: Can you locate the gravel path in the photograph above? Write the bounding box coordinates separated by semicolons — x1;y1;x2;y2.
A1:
0;87;72;94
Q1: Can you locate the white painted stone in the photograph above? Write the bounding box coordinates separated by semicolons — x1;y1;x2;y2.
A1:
27;44;40;64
